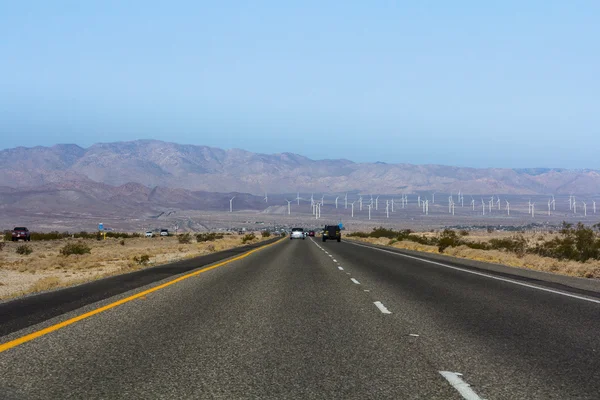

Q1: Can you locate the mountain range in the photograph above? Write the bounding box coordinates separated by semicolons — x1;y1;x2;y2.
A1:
1;140;600;196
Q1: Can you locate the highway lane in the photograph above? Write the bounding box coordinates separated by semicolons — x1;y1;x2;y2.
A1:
1;237;598;399
319;238;600;399
0;237;280;337
0;238;460;399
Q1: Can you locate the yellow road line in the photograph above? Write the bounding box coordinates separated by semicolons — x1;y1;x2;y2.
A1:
0;239;281;354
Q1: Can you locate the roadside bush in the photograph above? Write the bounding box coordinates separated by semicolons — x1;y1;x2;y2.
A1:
60;242;91;256
178;233;192;244
532;222;600;262
261;231;271;238
347;231;370;238
0;242;5;251
489;235;528;257
241;233;256;244
196;232;224;242
369;227;398;239
133;254;150;265
120;239;126;246
462;241;491;251
281;232;287;237
437;229;461;253
459;229;470;236
2;231;10;241
16;245;33;255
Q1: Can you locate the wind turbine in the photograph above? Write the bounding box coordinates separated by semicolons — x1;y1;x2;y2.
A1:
335;196;339;209
321;194;325;205
375;195;380;211
471;198;475;211
528;200;532;215
506;200;510;215
548;199;551;216
264;192;268;203
285;199;292;215
345;193;348;209
418;195;421;207
426;199;429;215
296;192;301;205
229;196;235;213
351;201;356;218
573;200;577;214
531;203;535;218
481;199;485;216
368;204;372;220
496;197;500;210
594;200;597;214
583;201;587;217
391;198;395;213
359;196;363;211
432;192;435;204
386;200;389;218
552;195;556;211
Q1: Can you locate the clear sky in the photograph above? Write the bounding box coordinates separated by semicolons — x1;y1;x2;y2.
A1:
1;1;598;168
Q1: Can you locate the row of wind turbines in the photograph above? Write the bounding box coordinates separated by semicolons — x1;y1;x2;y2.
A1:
228;192;598;220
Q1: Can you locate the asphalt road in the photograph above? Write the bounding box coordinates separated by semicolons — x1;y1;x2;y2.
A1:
1;237;599;399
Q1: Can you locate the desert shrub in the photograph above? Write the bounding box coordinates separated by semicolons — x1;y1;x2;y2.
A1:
532;222;600;262
16;245;33;255
388;239;398;246
459;230;470;236
489;235;528;257
133;254;150;265
462;241;491;250
196;232;224;242
369;227;398;239
178;233;192;244
347;231;370;238
241;234;256;244
60;242;91;256
3;231;11;241
487;226;494;233
437;229;461;253
120;239;126;246
0;242;5;251
261;231;271;238
281;232;287;237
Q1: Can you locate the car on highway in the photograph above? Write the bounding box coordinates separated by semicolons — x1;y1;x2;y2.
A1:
322;225;341;242
308;230;315;237
290;227;305;240
160;229;169;236
11;227;31;241
145;231;154;237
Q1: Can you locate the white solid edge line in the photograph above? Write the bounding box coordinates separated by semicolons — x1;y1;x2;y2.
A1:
351;278;360;284
439;371;482;400
348;241;600;304
374;301;391;314
338;266;344;270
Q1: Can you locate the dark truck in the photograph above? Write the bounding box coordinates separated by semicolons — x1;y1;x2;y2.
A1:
322;225;341;242
12;227;31;241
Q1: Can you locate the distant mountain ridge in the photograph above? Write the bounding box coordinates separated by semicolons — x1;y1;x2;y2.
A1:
1;140;599;195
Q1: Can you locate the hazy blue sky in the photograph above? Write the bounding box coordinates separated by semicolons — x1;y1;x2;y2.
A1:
1;1;598;168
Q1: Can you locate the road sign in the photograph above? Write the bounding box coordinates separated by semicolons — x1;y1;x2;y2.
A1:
98;223;104;231
338;223;343;229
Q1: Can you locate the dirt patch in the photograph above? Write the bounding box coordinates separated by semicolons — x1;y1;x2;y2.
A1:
0;234;268;300
350;236;600;279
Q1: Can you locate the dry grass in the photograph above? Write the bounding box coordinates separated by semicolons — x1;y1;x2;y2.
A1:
351;236;600;279
0;233;267;300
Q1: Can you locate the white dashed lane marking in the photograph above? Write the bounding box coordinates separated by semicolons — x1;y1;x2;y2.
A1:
374;301;391;314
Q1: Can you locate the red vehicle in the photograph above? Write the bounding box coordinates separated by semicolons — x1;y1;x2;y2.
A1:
308;230;315;237
12;227;31;241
